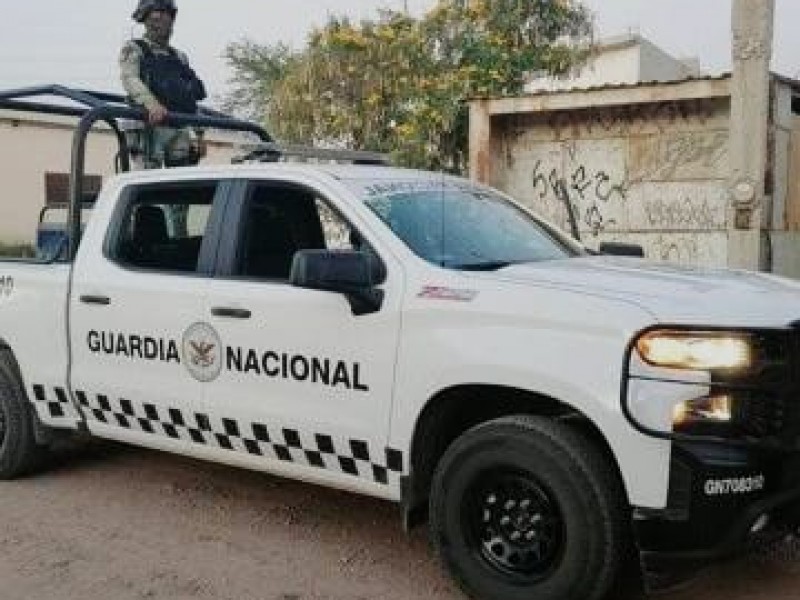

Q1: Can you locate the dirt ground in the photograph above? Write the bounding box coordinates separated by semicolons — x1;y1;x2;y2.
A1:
1;441;799;600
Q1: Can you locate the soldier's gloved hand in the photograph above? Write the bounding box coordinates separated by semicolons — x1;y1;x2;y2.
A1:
148;104;169;125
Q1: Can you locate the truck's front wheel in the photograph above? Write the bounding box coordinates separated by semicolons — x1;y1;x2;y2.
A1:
430;415;627;600
0;349;42;479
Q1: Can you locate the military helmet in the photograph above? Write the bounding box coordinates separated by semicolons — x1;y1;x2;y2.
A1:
132;0;177;23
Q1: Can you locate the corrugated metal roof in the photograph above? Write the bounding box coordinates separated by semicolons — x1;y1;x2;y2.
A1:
772;72;800;91
475;71;800;102
473;73;732;101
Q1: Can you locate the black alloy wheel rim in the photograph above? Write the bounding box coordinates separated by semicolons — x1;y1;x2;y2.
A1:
463;469;565;581
0;402;6;447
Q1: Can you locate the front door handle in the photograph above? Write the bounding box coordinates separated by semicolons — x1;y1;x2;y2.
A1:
211;307;252;319
80;295;111;306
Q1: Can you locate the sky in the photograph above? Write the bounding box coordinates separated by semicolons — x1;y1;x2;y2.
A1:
0;1;797;107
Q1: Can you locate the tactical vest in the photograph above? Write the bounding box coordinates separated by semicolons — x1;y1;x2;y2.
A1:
134;39;207;114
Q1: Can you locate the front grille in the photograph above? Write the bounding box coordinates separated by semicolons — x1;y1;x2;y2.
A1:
791;326;800;385
705;327;800;448
737;391;786;437
772;328;800;445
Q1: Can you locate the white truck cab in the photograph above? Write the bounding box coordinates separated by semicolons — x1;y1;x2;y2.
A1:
1;87;799;600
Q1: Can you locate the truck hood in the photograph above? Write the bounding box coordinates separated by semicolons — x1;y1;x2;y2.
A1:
476;257;800;328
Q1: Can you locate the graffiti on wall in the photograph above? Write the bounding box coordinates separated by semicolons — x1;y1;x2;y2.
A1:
630;131;728;182
496;102;733;267
541;100;720;138
611;180;731;233
643;233;731;265
502;127;728;247
531;157;629;236
510;137;630;237
650;234;701;263
643;196;726;230
597;232;729;266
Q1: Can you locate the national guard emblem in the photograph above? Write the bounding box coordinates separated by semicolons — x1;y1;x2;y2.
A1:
181;322;223;382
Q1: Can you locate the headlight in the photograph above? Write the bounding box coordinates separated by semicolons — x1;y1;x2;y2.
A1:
635;330;752;371
626;328;790;443
673;394;734;426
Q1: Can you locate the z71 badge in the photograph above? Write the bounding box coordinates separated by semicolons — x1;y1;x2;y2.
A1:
0;276;13;298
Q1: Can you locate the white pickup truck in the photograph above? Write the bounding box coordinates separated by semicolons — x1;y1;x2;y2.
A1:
1;87;800;600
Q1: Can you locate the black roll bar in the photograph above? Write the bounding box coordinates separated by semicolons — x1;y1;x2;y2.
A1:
0;85;272;260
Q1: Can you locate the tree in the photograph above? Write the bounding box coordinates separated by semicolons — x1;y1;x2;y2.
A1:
223;40;295;124
224;0;592;173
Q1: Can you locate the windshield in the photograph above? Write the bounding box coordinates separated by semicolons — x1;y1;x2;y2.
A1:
351;179;581;270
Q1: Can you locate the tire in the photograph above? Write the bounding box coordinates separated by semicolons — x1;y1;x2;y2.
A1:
0;348;43;479
430;415;627;600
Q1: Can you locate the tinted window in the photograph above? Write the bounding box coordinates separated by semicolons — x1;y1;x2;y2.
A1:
111;183;217;273
237;185;363;280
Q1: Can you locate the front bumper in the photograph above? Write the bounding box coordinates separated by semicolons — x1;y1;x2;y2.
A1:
634;442;800;591
621;324;800;591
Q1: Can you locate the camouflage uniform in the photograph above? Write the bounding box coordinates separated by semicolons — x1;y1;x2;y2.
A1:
119;36;203;169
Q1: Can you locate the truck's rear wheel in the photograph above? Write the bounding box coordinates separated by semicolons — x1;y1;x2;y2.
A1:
0;349;43;479
430;415;627;600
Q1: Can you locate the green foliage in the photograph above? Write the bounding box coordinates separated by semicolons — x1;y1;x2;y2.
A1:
224;0;592;173
223;40;295;123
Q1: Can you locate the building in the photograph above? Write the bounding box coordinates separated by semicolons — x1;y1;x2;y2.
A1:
527;33;702;93
0;110;239;249
469;73;800;278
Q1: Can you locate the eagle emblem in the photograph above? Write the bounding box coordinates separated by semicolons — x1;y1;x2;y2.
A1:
189;340;216;368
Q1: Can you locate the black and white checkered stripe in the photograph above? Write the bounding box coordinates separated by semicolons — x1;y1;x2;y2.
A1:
31;384;81;423
68;390;403;486
29;385;404;485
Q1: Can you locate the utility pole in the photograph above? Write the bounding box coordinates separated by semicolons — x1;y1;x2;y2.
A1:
728;0;775;271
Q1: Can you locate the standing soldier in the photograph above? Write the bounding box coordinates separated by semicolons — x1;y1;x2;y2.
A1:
120;0;207;169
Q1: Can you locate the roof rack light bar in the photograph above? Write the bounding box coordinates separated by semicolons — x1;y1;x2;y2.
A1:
234;142;390;166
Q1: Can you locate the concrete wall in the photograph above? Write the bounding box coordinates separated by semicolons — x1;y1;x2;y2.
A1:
0;112;237;248
491;98;732;266
788;115;800;231
526;35;700;94
773;113;800;278
474;75;800;278
529;46;640;92
0;117;117;247
638;39;699;82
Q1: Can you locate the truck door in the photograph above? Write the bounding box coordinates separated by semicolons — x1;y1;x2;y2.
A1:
199;178;405;494
69;179;231;452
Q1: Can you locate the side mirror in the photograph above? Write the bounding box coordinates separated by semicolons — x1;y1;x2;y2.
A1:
290;250;386;316
599;242;645;258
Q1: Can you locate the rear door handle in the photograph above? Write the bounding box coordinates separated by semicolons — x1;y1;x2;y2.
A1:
80;295;111;306
211;307;252;319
